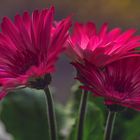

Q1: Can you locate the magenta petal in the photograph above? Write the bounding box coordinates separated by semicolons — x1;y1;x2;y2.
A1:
0;6;71;100
66;22;140;67
0;91;7;100
74;57;140;111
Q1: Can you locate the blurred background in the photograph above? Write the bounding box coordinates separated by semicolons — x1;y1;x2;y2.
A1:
0;0;140;140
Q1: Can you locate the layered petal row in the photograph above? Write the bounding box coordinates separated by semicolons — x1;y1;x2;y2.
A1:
66;22;140;67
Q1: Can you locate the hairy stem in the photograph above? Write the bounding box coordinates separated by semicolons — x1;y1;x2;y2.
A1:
77;90;88;140
104;111;116;140
44;86;57;140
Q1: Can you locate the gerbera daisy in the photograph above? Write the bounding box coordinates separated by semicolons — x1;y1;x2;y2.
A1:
0;6;71;99
66;22;140;67
73;56;140;111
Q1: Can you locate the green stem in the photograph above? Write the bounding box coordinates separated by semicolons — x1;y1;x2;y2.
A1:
44;86;57;140
77;90;88;140
104;111;117;140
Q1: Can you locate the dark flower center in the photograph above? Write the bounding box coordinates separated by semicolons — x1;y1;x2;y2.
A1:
28;74;52;89
114;85;125;93
107;104;126;112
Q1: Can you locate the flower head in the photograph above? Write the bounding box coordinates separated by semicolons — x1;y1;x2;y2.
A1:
0;6;71;99
73;57;140;111
66;22;140;67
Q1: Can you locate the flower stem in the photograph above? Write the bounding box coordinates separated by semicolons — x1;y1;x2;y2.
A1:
77;90;88;140
44;86;57;140
104;111;117;140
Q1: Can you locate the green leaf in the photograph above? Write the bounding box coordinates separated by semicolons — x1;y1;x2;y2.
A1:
123;112;140;140
84;101;104;140
0;88;67;140
0;88;49;140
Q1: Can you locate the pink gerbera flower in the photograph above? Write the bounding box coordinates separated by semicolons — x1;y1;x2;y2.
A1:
0;6;71;99
66;22;140;67
73;57;140;111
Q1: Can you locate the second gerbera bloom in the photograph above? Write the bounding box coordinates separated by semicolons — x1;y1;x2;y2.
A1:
66;22;140;67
